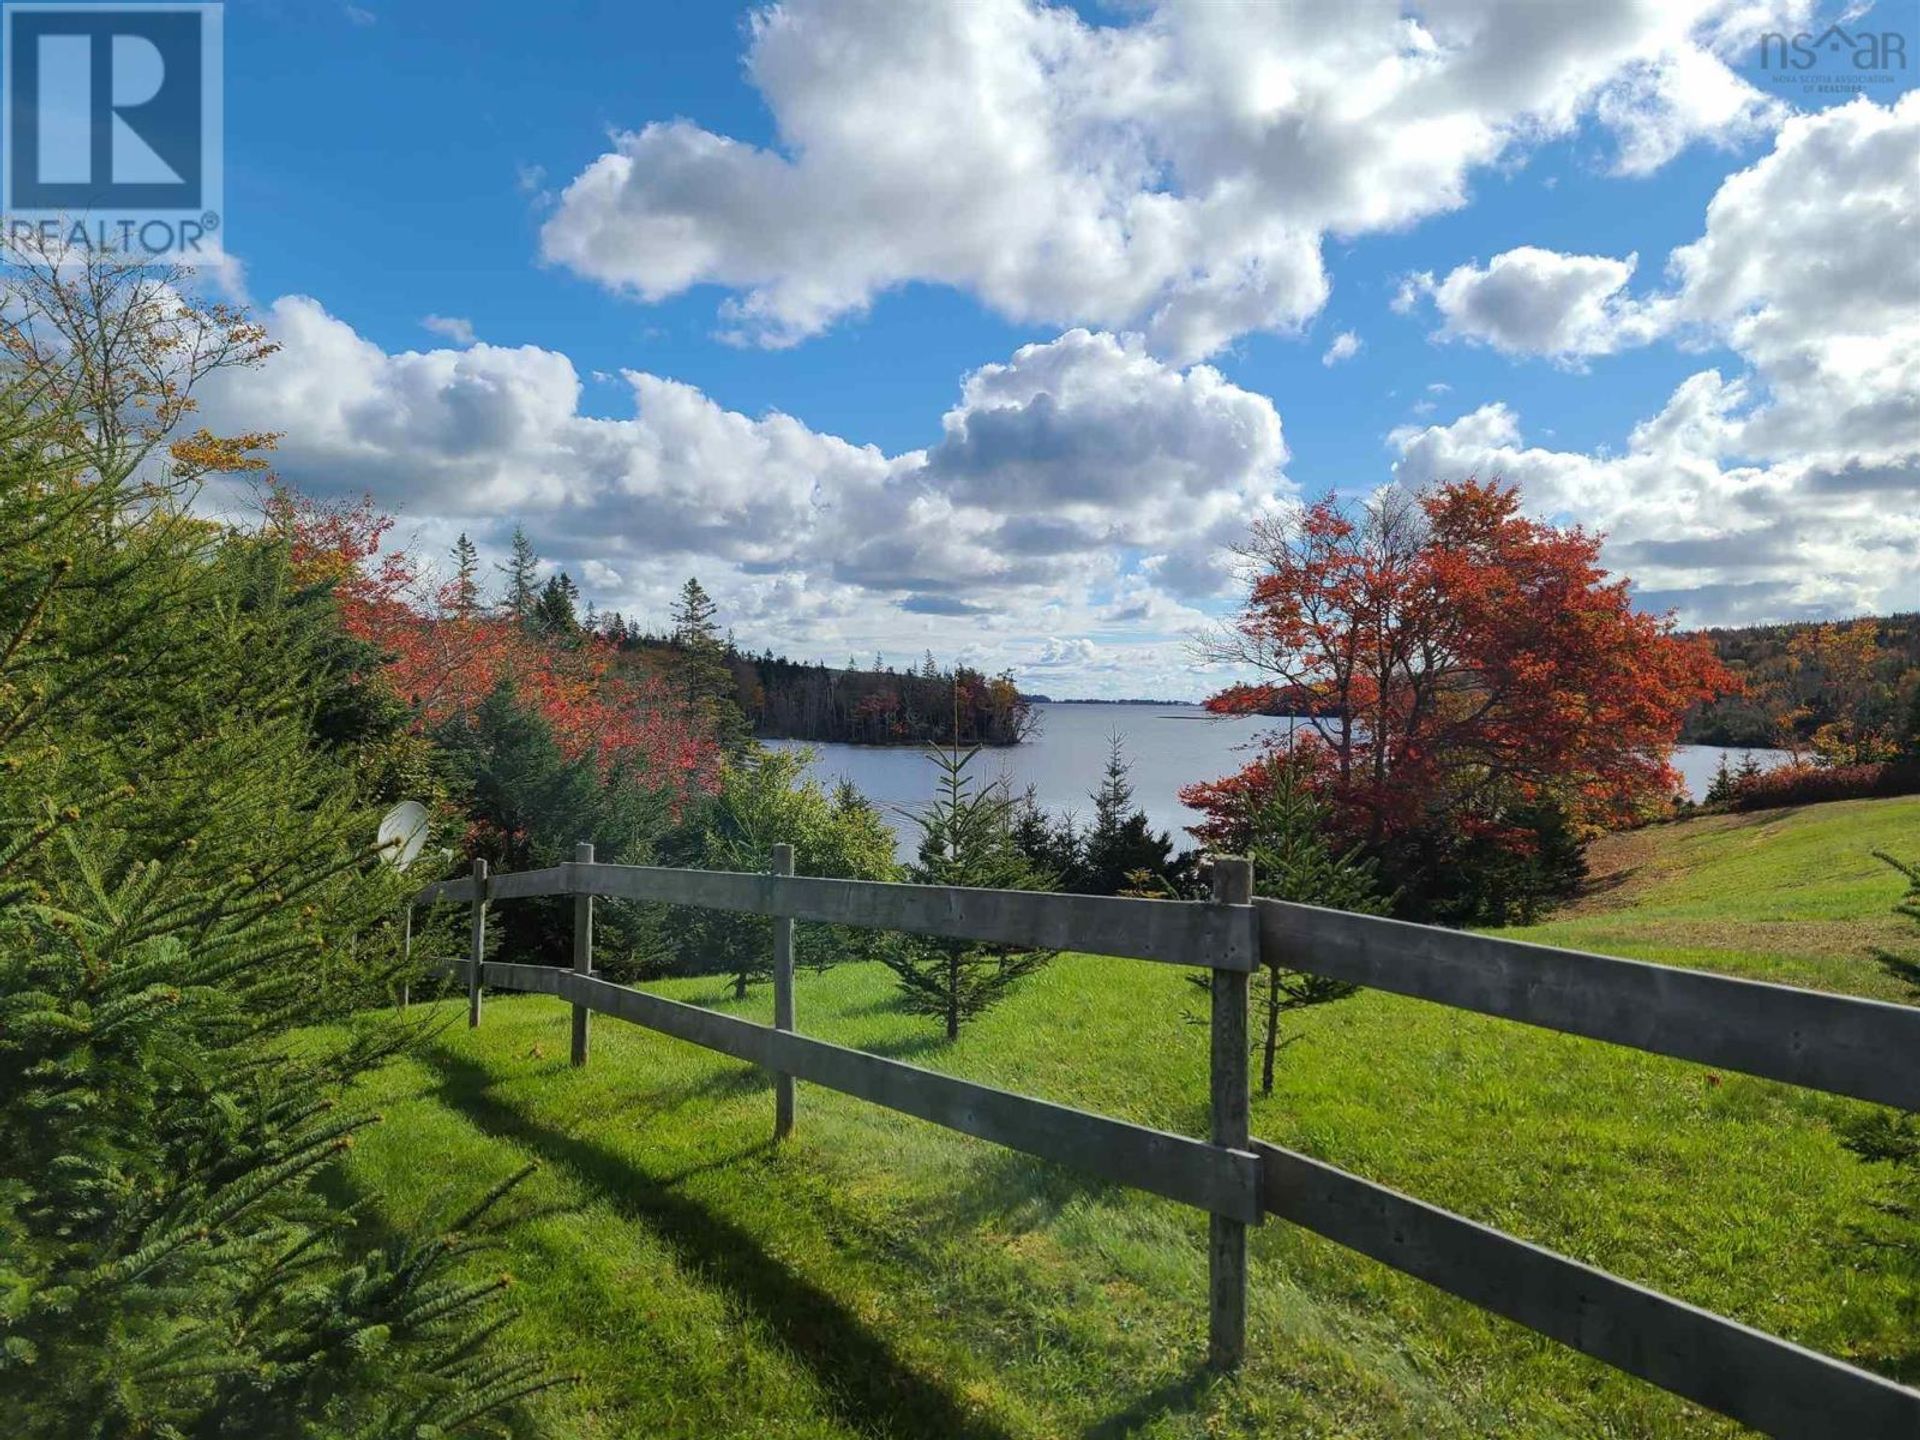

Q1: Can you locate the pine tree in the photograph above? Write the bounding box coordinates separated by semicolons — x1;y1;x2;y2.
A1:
886;746;1054;1038
653;747;897;994
0;247;552;1436
450;531;482;616
499;524;540;624
1189;758;1390;1095
1079;736;1175;894
1011;788;1080;887
1704;752;1737;807
1246;766;1389;1092
671;577;748;750
533;571;581;639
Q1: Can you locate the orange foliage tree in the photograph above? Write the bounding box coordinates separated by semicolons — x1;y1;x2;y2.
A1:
267;488;720;802
1185;480;1731;914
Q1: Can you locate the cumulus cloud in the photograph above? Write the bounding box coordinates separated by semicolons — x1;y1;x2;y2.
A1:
1411;247;1665;361
1389;92;1920;625
540;0;1788;359
1321;332;1362;367
203;309;1291;690
1030;637;1100;669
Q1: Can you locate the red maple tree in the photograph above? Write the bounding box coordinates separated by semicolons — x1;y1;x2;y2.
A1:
268;488;720;800
1184;480;1732;850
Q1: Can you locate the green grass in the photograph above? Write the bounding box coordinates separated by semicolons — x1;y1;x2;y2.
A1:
334;796;1920;1438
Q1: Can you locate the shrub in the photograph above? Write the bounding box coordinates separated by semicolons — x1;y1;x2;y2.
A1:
1726;760;1920;811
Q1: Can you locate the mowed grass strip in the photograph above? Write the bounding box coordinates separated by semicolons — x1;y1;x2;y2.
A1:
334;796;1920;1438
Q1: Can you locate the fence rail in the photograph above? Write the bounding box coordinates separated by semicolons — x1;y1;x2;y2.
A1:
412;856;1920;1439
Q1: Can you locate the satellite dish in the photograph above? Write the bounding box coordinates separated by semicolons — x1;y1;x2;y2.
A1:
377;801;430;870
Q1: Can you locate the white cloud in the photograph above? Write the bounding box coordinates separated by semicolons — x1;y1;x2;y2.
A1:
540;0;1791;360
1321;331;1362;367
204;306;1292;692
1388;93;1920;624
1411;246;1666;361
421;314;477;346
1030;637;1100;669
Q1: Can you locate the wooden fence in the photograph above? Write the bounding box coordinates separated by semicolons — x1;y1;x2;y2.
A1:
412;849;1920;1439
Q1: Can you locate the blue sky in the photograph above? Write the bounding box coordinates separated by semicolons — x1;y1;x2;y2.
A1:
196;0;1919;696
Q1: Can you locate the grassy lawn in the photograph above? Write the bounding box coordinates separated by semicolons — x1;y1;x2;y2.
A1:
333;796;1920;1438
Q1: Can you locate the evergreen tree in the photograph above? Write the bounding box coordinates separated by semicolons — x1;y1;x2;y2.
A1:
0;249;551;1435
886;746;1054;1038
670;577;749;750
1190;758;1390;1095
654;747;898;994
1010;789;1081;888
432;682;674;969
533;571;582;640
1078;737;1176;894
1704;752;1737;807
450;531;482;616
0;249;557;1433
498;524;540;624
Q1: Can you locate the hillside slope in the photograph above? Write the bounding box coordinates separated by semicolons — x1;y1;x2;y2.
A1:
1501;795;1920;1000
335;797;1920;1438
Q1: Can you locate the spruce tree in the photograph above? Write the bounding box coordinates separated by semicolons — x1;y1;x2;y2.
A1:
653;747;898;994
533;571;582;640
0;246;552;1437
450;531;482;616
671;577;749;750
1079;737;1176;894
1188;758;1390;1094
886;746;1054;1038
499;525;541;624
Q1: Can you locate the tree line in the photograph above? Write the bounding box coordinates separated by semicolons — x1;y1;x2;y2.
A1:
1680;613;1920;759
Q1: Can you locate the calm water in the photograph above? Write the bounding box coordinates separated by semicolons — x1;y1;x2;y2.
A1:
770;703;1789;856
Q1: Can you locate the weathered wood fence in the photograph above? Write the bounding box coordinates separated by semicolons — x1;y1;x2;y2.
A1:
412;850;1920;1438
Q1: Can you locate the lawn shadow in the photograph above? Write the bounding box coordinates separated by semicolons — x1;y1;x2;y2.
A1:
422;1043;1014;1440
942;1144;1120;1232
849;1029;949;1064
1871;945;1920;1001
1574;865;1639;903
1082;1363;1214;1438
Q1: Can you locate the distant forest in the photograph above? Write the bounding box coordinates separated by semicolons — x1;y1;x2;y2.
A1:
600;615;1034;746
1679;613;1920;750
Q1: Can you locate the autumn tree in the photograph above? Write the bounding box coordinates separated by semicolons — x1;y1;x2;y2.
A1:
1787;619;1897;763
1189;479;1729;921
0;234;278;489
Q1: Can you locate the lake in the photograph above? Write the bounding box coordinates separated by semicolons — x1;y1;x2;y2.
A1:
768;703;1790;856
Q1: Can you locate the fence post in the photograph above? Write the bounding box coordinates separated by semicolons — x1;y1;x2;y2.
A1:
572;841;595;1066
467;858;488;1029
1208;855;1254;1370
771;842;797;1139
400;902;412;1011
